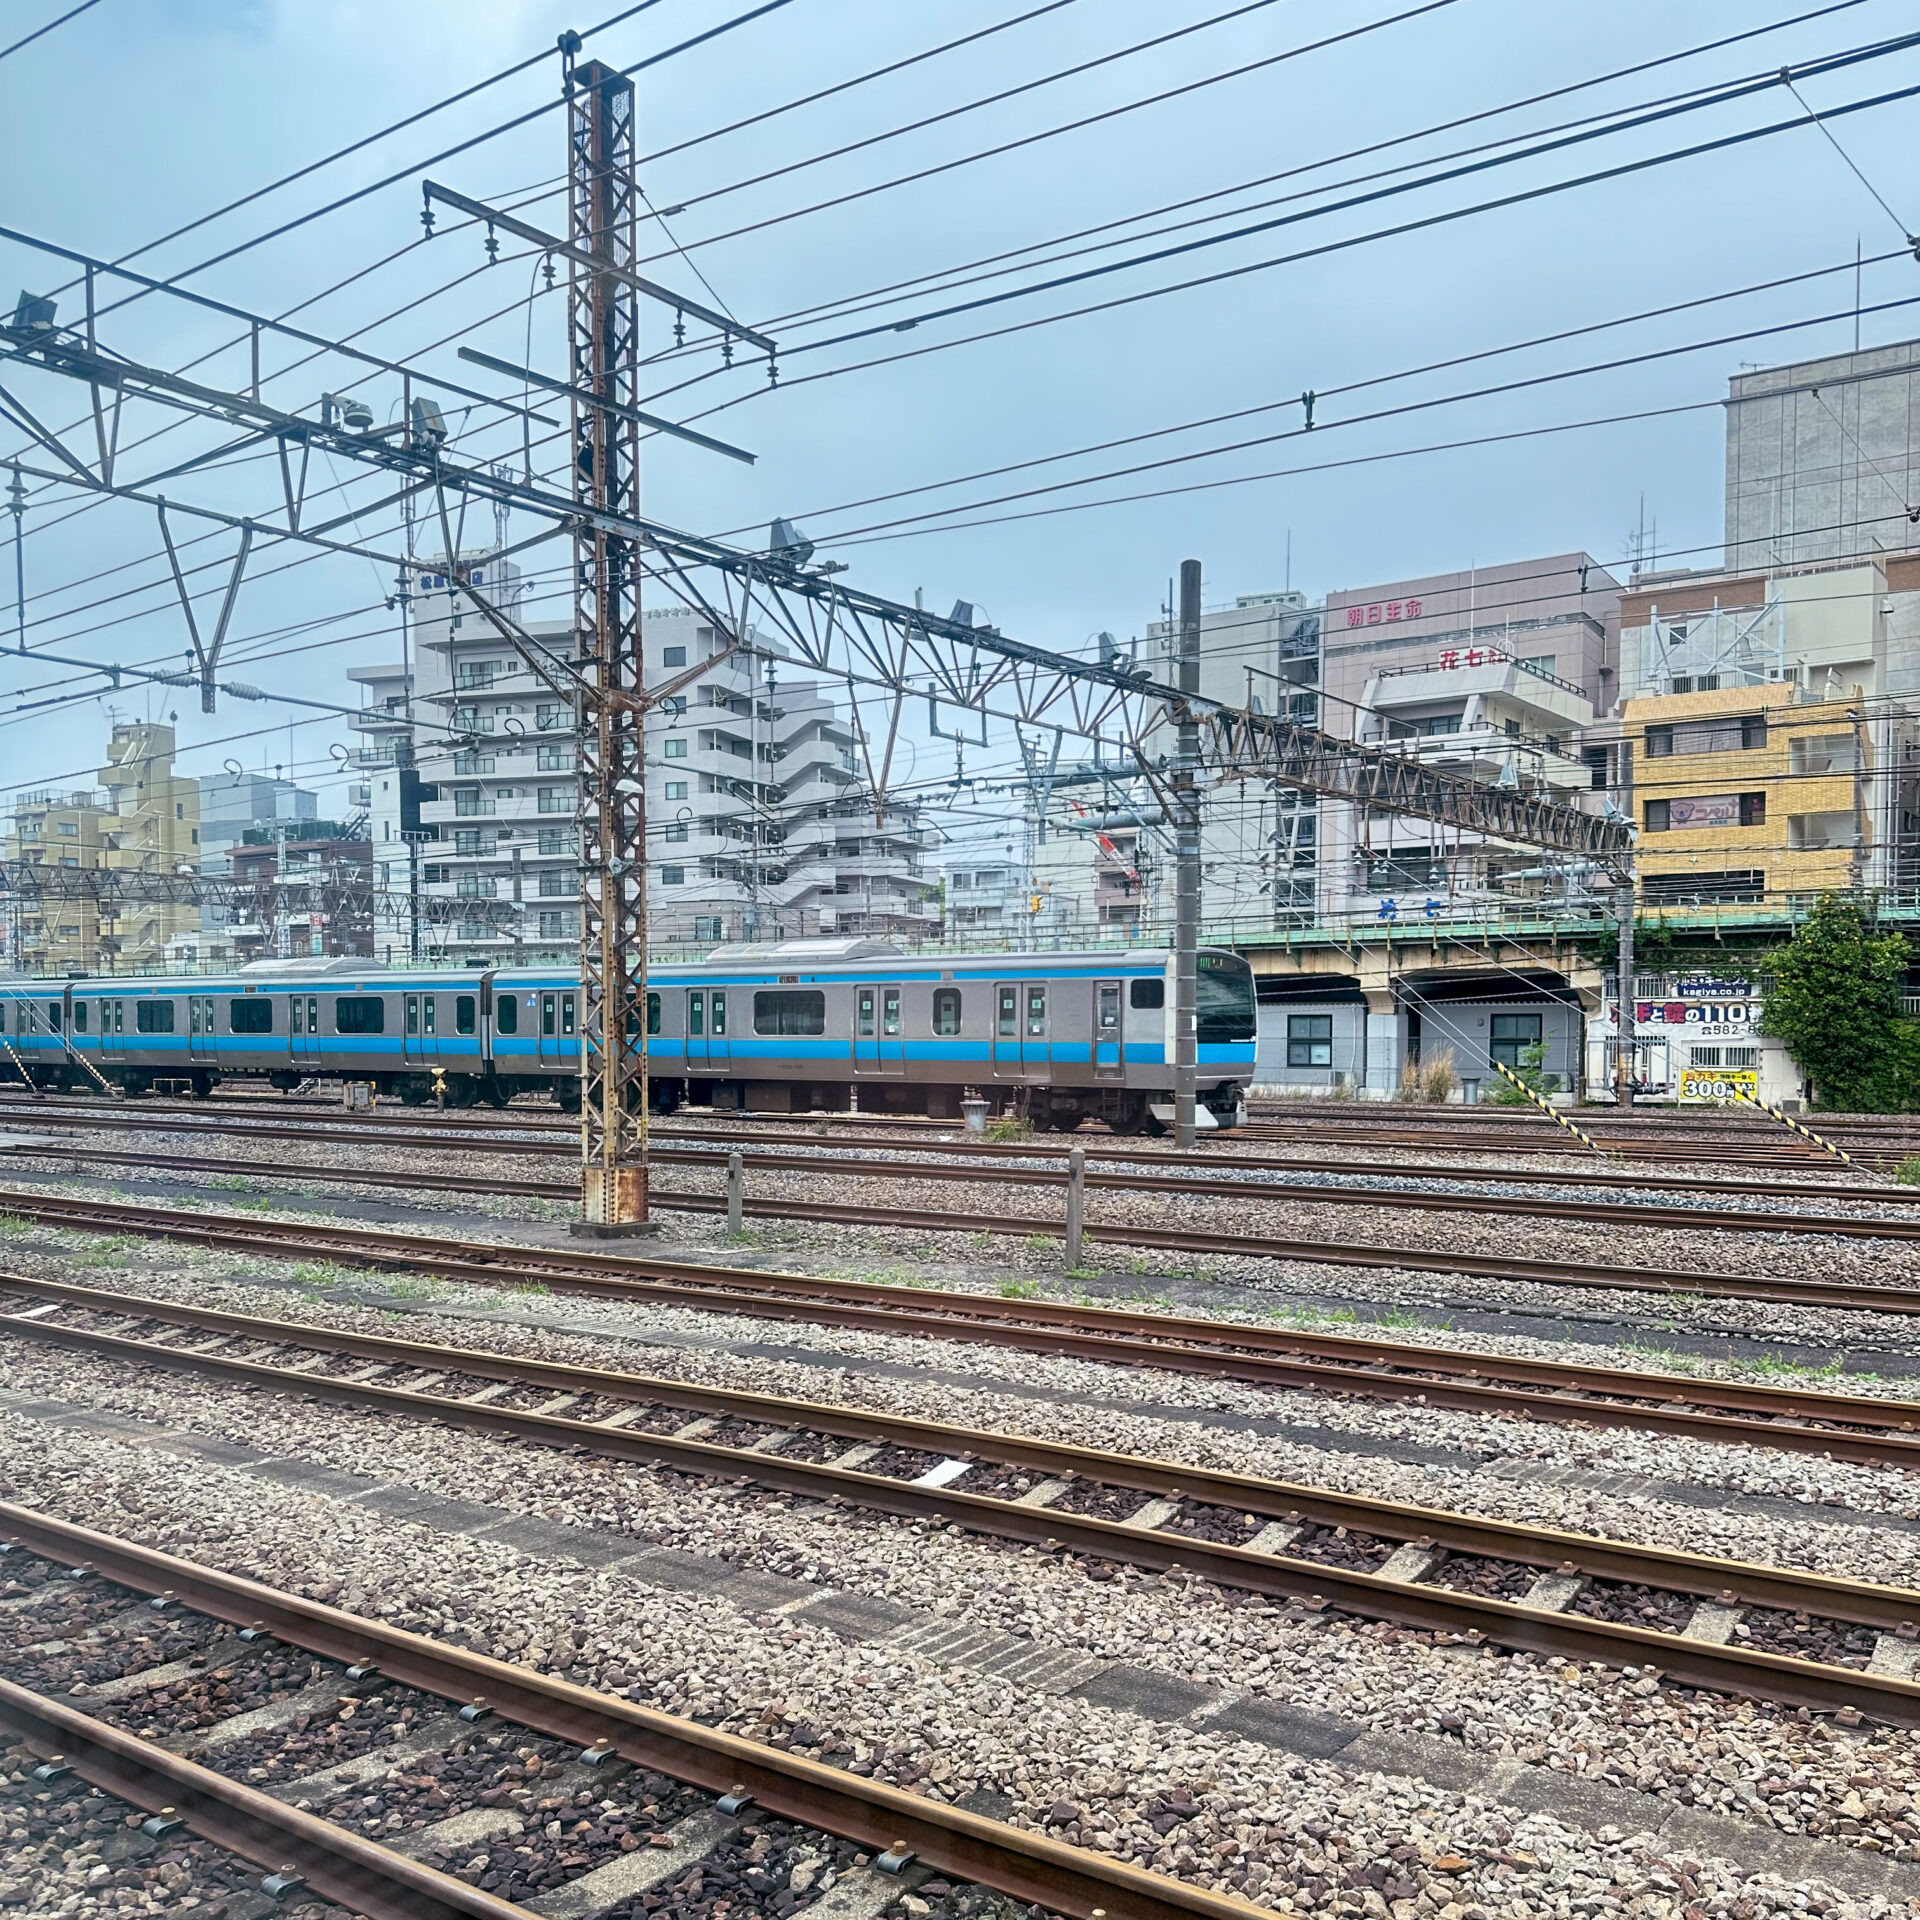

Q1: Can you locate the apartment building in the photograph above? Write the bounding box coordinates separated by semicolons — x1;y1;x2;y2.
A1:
1597;548;1920;907
4;722;201;975
347;556;938;964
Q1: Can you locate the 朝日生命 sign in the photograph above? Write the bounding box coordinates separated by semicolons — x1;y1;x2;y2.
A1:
1343;598;1424;627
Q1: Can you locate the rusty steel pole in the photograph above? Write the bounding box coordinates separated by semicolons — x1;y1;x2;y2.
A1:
569;56;650;1233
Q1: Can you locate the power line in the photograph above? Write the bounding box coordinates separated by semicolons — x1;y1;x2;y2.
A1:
724;247;1908;543
810;289;1920;546
0;0;100;63
782;39;1920;361
661;67;1920;420
642;0;1458;277
738;3;1892;345
660;0;1317;217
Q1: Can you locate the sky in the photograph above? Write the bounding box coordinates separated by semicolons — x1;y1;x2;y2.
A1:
1;0;1917;830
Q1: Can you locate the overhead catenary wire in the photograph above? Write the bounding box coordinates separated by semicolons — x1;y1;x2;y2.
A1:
0;0;101;63
773;44;1920;364
666;0;1887;346
805;288;1920;548
719;246;1911;544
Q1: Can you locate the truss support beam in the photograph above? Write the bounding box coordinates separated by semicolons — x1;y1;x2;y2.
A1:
570;59;650;1235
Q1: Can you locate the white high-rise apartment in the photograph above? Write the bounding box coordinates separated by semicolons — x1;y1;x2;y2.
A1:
350;555;939;962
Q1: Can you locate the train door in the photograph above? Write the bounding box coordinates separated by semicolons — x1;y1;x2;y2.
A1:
1093;979;1124;1080
852;983;904;1074
992;981;1047;1075
539;989;576;1068
290;993;322;1072
683;988;727;1075
100;997;125;1062
403;992;433;1067
188;995;218;1068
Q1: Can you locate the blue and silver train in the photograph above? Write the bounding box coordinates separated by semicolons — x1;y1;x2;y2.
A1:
0;938;1256;1132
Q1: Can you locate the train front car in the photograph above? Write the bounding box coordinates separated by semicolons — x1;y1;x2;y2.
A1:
1195;946;1256;1128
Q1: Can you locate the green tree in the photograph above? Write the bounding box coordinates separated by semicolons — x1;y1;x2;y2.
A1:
1488;1040;1555;1105
1759;895;1909;1110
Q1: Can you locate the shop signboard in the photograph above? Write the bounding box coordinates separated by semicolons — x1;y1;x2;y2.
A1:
1678;1067;1759;1102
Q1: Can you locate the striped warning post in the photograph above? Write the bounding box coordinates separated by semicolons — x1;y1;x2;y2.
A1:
0;1037;44;1098
1731;1088;1857;1168
1487;1059;1608;1155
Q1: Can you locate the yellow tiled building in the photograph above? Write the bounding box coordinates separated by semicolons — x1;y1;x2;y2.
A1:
1622;682;1869;913
4;723;201;974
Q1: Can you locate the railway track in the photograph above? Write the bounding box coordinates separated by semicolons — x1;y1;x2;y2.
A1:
0;1094;1905;1206
11;1150;1920;1312
6;1203;1920;1466
0;1510;1258;1920
9;1285;1920;1722
3;1087;1910;1170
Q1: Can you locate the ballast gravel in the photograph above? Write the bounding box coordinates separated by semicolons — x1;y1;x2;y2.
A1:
10;1336;1920;1878
5;1411;1920;1920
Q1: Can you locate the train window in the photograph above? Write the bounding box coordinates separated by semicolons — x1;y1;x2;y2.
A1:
1129;979;1165;1010
688;991;705;1038
230;999;273;1035
336;997;386;1035
1025;986;1046;1038
1287;1015;1333;1068
932;988;961;1036
649;991;661;1036
291;998;304;1035
561;994;575;1037
424;996;436;1036
72;1002;86;1033
856;988;874;1038
496;995;519;1036
542;994;556;1037
190;998;201;1036
405;995;420;1036
1098;984;1120;1031
455;996;475;1036
997;987;1017;1038
882;987;900;1036
710;991;726;1037
754;989;825;1036
134;1001;174;1034
0;1002;8;1031
113;1001;124;1035
47;1000;62;1033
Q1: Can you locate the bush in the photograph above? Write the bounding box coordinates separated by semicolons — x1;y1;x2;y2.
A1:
1422;1046;1459;1104
1760;896;1909;1109
1487;1041;1553;1105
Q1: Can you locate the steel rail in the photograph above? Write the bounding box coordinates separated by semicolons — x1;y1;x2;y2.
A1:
5;1327;1919;1724
5;1095;1908;1200
0;1503;1277;1920
11;1132;1918;1245
7;1169;1920;1319
11;1085;1911;1146
13;1271;1920;1620
0;1677;525;1920
5;1212;1920;1468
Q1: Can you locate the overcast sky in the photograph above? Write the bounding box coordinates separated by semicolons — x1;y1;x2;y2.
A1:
2;0;1916;823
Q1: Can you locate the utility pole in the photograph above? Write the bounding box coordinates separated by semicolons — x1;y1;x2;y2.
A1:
569;52;649;1234
1174;558;1202;1149
1614;877;1635;1110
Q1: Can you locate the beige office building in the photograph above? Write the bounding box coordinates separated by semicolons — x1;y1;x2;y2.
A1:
5;722;201;975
